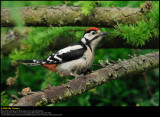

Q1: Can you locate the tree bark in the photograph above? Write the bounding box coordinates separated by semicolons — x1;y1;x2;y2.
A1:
1;6;147;27
10;52;159;106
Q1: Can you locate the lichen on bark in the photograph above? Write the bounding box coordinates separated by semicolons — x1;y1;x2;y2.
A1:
1;6;147;27
9;52;159;106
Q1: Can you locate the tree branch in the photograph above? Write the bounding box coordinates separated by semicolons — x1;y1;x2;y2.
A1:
10;52;159;106
1;30;159;55
1;6;147;27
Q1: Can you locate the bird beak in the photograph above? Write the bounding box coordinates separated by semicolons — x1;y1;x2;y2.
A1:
99;32;109;36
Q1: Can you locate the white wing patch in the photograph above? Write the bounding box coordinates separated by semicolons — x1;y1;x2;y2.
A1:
45;45;83;63
57;47;71;55
54;55;62;61
57;45;82;55
47;56;53;63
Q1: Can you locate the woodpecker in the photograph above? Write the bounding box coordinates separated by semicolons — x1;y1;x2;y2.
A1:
19;27;109;79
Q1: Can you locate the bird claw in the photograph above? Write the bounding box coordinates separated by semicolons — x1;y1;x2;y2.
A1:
82;68;93;75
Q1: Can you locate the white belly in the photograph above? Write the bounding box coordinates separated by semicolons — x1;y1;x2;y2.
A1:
56;47;93;77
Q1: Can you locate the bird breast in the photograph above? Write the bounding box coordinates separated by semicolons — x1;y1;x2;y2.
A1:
56;46;94;77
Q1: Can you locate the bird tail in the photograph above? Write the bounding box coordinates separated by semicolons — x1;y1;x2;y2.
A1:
18;60;57;72
18;60;44;66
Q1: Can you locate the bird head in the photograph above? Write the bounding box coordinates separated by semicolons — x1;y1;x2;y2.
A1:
81;27;109;48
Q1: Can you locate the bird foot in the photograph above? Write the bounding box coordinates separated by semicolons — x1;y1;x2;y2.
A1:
83;68;93;75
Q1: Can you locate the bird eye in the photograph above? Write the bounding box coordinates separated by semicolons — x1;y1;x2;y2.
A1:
92;31;96;35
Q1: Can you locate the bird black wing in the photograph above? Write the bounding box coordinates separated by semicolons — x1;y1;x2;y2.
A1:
44;44;86;64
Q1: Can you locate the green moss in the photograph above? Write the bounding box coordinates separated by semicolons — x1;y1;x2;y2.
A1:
35;100;43;106
64;89;72;97
35;98;48;106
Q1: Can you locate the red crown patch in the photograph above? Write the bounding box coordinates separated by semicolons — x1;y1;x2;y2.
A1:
86;27;99;32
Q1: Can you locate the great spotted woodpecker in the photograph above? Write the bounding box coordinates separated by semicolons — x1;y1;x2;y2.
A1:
19;27;109;78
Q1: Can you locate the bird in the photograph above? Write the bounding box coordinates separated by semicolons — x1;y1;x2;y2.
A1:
19;27;109;80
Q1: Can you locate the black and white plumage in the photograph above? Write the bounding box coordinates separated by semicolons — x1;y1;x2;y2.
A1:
44;44;86;64
19;27;109;78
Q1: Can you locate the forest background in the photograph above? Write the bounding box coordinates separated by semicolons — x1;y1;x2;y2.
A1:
1;1;159;106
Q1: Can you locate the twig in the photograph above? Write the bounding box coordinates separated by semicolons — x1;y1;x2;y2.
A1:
142;73;153;98
92;64;105;67
11;95;20;102
127;54;134;58
109;19;124;33
133;49;153;98
110;59;116;64
15;67;19;79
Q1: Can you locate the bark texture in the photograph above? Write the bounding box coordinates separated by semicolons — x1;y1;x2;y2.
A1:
10;52;159;106
1;6;147;27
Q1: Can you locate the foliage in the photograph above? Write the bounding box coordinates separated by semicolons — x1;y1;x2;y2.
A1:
1;1;159;106
113;20;152;47
138;91;159;106
1;91;10;106
112;1;159;47
9;27;87;60
74;1;96;16
97;1;145;8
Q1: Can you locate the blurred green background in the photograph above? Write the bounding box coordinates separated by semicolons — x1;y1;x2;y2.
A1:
1;1;159;106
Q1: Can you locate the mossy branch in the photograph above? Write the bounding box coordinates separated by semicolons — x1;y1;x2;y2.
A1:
2;6;147;27
10;52;159;106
